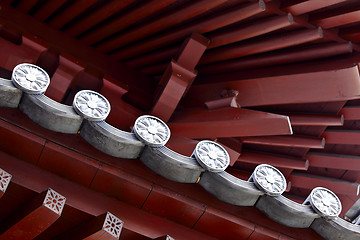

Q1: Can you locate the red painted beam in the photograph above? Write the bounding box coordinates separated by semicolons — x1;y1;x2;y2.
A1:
168;108;292;138
199;42;353;74
0;168;11;199
65;0;136;37
290;172;360;197
307;152;360;171
340;106;360;120
288;114;344;126
17;0;38;13
322;130;360;145
112;0;266;60
200;27;324;65
282;0;349;16
208;14;294;49
0;188;66;240
184;66;360;107
241;135;325;149
150;61;196;122
311;8;360;29
0;4;150;89
150;34;209;122
236;151;309;171
97;0;226;53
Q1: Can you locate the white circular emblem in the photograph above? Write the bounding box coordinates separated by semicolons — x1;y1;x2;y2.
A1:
133;115;170;147
252;164;286;196
73;90;111;121
308;187;342;218
192;140;230;172
12;63;50;94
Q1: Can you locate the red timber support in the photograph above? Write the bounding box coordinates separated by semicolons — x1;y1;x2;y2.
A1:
307;152;360;171
0;188;66;240
340;106;360;120
322;130;360;145
310;8;360;29
241;135;325;149
200;27;324;65
184;65;360;108
59;212;123;240
199;42;353;74
168;108;292;138
113;0;266;60
282;0;349;16
290;172;360;197
236;151;309;171
288;114;344;126
0;3;150;89
150;33;209;122
0;168;11;199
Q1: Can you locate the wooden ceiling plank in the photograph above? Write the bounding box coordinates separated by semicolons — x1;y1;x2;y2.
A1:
282;0;349;16
288;114;344;126
322;130;360;145
65;0;136;37
81;0;177;45
97;0;227;53
0;189;66;240
168;108;292;138
0;4;150;89
200;27;324;65
112;0;266;60
290;172;360;197
184;66;360;108
307;152;360;171
236;151;308;171
241;135;325;149
199;42;353;74
17;0;38;13
48;0;98;29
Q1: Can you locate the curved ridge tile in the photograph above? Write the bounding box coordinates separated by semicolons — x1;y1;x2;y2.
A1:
80;120;145;159
199;171;263;206
311;217;360;240
256;195;320;228
140;146;204;183
19;93;82;133
0;77;22;108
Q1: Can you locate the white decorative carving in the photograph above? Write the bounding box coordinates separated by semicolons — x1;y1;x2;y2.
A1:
192;140;230;172
73;90;111;121
303;187;342;218
43;188;66;215
103;212;123;239
12;63;50;94
133;115;170;147
0;168;11;193
249;164;286;196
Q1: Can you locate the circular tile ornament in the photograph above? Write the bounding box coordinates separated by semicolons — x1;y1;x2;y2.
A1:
307;187;342;218
73;90;111;121
192;140;230;172
133;115;170;147
12;63;50;94
251;164;287;196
